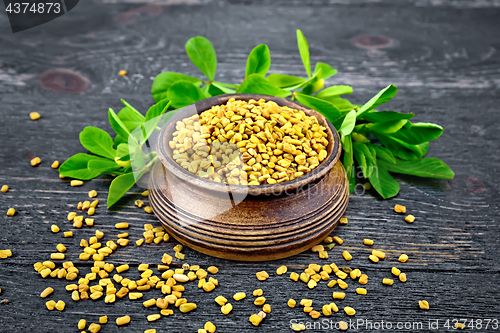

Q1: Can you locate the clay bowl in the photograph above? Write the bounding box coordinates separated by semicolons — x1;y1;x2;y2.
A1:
149;93;349;261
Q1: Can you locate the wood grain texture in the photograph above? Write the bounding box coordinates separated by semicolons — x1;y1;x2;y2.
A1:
0;0;499;332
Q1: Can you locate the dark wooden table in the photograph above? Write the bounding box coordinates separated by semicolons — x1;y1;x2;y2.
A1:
1;0;499;332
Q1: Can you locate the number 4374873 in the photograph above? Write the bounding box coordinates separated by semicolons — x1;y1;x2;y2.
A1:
5;2;61;14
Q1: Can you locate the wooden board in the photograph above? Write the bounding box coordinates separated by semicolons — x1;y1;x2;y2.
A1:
0;0;499;332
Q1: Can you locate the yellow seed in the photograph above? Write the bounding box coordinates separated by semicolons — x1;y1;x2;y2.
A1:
339;217;348;224
383;278;394;285
335;270;348;279
142;190;149;197
394;204;406;214
399;273;407;282
51;253;65;260
175;252;185;260
207;266;218;274
115;223;129;229
30;157;41;167
254;296;266;306
45;300;56;310
369;254;379;263
344;306;356;316
300;299;313;307
418;300;429;310
78;319;86;330
116;264;129;273
327;280;337;288
117;239;129;246
173;274;189;283
256;271;269;281
56;244;66;253
253;289;263;297
161;309;174;316
51;225;60;233
129;292;143;300
356;288;367;295
134;199;145;208
203;282;215;292
363;239;373;246
319;250;328;259
399;254;409;262
263;304;271;313
205;321;216;333
55;300;65;311
1;185;8;192
71;180;83;187
307;279;317;289
300;272;309;283
88;323;101;333
290;272;299;281
339;321;348;330
337;279;348;289
221;303;233;315
88;207;95;216
292;323;306;331
455;323;465;329
311;244;324;252
6;208;15;216
350;269;361;279
309;310;320;319
333;236;343;245
119;70;127;76
359;274;368;285
342;251;352;261
322;304;332;316
215;295;227;306
30;112;41;120
0;249;12;258
249;314;263;326
90;199;99;208
392;267;401;276
136;239;144;246
288;299;296;308
40;287;54;298
332;292;345;300
145;330;156;333
330;302;339;313
179;303;197;313
144;206;153;214
372;250;385;259
116;315;131;325
88;190;97;198
405;214;415;223
323;236;333;244
147;314;161;322
233;292;246;301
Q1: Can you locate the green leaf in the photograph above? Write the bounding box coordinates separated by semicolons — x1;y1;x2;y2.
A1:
295;93;344;128
357;84;398;117
354;142;376;177
145;98;171;122
162;110;178;126
151;72;202;102
313;62;337;80
368;119;408;134
167;81;206;108
79;127;116;160
208;82;236;96
373;132;428;160
185;36;217;81
339;110;356;136
141;100;171;145
117;101;145;132
361;111;414;123
319;96;355;113
237;74;290;98
114;135;127;149
368;144;396;164
107;172;141;208
315;85;353;99
116;143;130;160
353;144;368;178
341;133;352;153
245;44;271;77
381;158;454;179
368;161;400;199
343;135;355;193
213;81;239;89
109;108;133;143
267;74;306;89
59;154;107;180
296;30;311;78
88;159;122;174
391;122;443;145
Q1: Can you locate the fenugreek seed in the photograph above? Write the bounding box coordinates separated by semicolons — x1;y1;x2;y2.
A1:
207;266;218;274
392;267;401;276
88;207;95;216
350;269;361;279
309;310;320;319
418;300;429;310
51;225;60;233
356;288;367;295
307;279;317;289
335;270;348;279
249;314;263;326
141;190;149;197
1;185;8;193
342;251;352;261
135;199;145;208
55;300;65;311
51;253;65;260
147;314;161;322
399;273;407;282
179;303;197;313
339;321;348;330
205;321;216;333
45;300;56;310
263;304;271;313
136;239;144;246
215;295;227;306
203;282;215;292
399;253;409;262
405;214;415;223
71;180;83;187
339;217;348;224
56;244;66;253
254;296;266;306
323;236;333;244
394;204;406;214
383;278;394;285
455;323;465;329
6;208;15;216
78;319;86;330
288;299;296;308
31;157;41;167
116;315;130;326
333;236;343;245
338;279;349;289
369;255;379;263
290;272;299;281
116;264;129;273
144;206;153;214
322;304;332;316
118;70;127;76
333;292;345;300
311;245;324;252
344;306;356;316
359;274;368;285
30;111;41;120
327;280;337;288
363;239;374;246
40;287;54;298
325;243;336;251
90;199;99;208
256;271;269;281
115;223;129;229
372;250;386;259
173;274;189;283
175;252;185;260
233;292;246;301
292;323;306;331
221;303;233;315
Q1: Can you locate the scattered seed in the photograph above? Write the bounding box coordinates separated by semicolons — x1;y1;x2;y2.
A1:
391;267;401;276
144;206;153;214
1;185;8;193
70;180;83;186
398;254;408;263
233;292;246;301
394;204;406;214
256;271;269;281
116;315;130;325
383;278;394;286
40;287;54;298
405;215;415;223
399;273;407;282
115;223;129;229
363;239;373;246
372;250;385;259
119;70;127;76
333;236;343;245
221;303;233;315
207;266;218;274
179;303;197;313
288;299;296;308
30;112;41;120
356;288;367;295
6;208;15;216
418;300;429;310
339;217;348;224
342;251;352;261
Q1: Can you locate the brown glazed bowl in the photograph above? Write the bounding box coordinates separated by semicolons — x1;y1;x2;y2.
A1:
149;94;349;261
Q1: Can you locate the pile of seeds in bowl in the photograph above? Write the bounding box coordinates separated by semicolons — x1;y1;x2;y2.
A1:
169;98;329;185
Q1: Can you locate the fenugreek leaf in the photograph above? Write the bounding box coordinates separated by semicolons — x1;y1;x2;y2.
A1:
368;119;409;134
185;36;217;81
237;74;290;98
368;144;396;164
315;85;353;99
296;30;311;78
87;159;122;174
208;82;236;96
380;158;454;179
357;84;398;117
167;81;206;108
391;122;443;145
117;102;145;132
294;93;344;128
368;160;400;199
145;98;171;122
79;127;116;160
151;72;202;102
141;100;171;145
267;74;306;89
109;108;133;143
107;171;143;208
246;44;271;77
339;110;356;137
59;154;108;180
313;62;337;80
373;132;428;160
361;111;414;123
343;135;355;193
